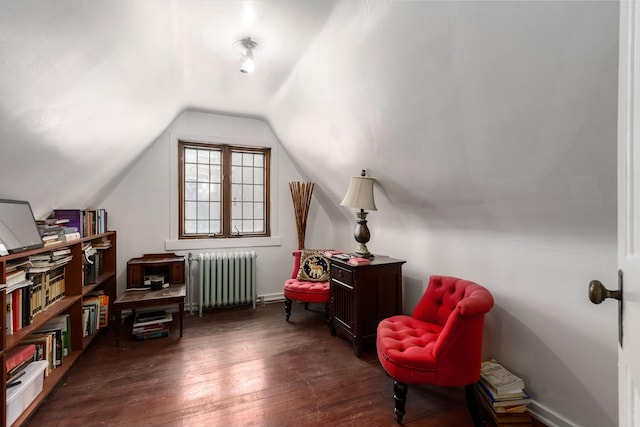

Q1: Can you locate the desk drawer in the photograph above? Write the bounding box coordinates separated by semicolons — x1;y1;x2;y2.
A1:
331;264;353;286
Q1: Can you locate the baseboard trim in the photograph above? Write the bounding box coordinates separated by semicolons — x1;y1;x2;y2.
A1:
258;293;285;303
528;400;577;427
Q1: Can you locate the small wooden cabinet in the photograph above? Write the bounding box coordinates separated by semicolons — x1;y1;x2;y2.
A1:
329;255;405;357
126;253;185;288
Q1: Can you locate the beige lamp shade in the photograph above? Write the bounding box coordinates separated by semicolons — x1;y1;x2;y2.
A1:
340;175;377;211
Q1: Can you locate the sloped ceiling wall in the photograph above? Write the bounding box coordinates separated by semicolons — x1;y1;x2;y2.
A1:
0;1;619;426
0;0;336;214
269;0;616;238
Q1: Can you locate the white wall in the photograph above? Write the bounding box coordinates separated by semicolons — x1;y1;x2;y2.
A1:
101;110;335;301
268;2;619;426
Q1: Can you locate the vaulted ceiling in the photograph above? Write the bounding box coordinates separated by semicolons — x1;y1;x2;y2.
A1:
0;0;618;237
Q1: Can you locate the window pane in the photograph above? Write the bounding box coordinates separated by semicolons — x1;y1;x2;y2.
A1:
209;220;220;234
232;152;242;166
231;166;242;184
198;164;209;182
210;183;221;202
185;164;197;182
232;184;242;202
242;184;253;202
254;220;264;233
243;167;253;184
232;219;242;234
243;220;253;232
254;202;263;219
197;150;209;163
254;185;263;202
185;220;197;234
210;165;221;183
243;203;253;219
197;201;209;219
197;220;209;233
210;202;221;220
185;183;197;201
185;202;196;219
185;148;197;163
243;153;253;166
197;183;210;201
210;150;221;165
232;201;242;220
254;167;263;185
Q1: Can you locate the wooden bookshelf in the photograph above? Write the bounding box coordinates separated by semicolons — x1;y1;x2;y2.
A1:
0;230;117;427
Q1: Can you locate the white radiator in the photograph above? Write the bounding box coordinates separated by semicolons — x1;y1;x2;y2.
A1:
195;251;257;314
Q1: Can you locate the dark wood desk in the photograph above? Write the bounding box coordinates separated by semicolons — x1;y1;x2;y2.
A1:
329;255;405;357
113;284;186;346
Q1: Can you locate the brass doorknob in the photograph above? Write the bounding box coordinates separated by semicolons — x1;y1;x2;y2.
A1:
589;280;622;304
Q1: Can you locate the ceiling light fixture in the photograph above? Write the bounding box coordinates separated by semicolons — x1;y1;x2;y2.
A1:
234;37;259;74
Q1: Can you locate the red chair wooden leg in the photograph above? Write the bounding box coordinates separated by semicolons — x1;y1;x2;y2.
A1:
393;380;408;422
465;383;482;427
284;298;292;321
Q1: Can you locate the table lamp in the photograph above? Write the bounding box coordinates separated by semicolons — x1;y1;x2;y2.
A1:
340;170;377;258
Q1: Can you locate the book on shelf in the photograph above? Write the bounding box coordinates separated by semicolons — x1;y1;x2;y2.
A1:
82;299;100;336
480;360;526;395
6;258;31;273
6;278;34;334
84;293;109;329
36;314;71;359
63;231;82;242
5;344;36;375
21;333;55;376
52;209;85;237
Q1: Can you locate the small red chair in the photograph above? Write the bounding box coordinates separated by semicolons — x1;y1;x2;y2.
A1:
283;250;330;323
376;275;494;425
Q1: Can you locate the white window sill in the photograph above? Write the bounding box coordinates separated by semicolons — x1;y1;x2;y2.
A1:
165;236;281;251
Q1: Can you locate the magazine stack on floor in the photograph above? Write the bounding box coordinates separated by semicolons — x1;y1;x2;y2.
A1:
477;360;533;426
132;310;173;341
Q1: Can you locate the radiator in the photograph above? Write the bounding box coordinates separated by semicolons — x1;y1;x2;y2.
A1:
195;251;257;314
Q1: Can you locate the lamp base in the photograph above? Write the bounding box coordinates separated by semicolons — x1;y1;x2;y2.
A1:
355;244;373;259
353;210;373;258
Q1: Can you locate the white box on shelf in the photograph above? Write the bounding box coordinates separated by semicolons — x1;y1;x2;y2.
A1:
6;360;47;426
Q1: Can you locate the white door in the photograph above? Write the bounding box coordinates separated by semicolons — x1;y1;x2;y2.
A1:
617;1;640;425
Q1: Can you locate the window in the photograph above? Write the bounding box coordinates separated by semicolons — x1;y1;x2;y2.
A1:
179;141;270;239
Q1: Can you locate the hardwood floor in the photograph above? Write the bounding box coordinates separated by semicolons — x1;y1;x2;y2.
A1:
24;302;544;427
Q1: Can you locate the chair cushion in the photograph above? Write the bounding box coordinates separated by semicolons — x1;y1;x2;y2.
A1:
377;316;441;377
284;279;330;303
296;250;331;282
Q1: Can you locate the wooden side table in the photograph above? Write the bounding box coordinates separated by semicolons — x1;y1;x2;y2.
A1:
126;253;185;288
329;255;405;357
113;284;186;346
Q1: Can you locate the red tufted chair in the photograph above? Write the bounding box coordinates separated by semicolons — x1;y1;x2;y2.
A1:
376;275;494;425
283;250;330;323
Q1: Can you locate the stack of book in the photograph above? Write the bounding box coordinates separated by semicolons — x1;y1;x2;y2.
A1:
5;344;36;386
477;360;533;426
5;268;34;335
132;310;172;341
52;208;107;238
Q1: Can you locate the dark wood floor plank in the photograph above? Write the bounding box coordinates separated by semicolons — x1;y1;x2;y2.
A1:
23;302;544;427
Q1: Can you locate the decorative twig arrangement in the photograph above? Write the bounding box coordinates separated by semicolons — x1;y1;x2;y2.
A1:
289;181;315;250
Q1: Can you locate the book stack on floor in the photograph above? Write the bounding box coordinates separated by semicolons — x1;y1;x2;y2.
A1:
132;310;173;341
477;360;533;426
